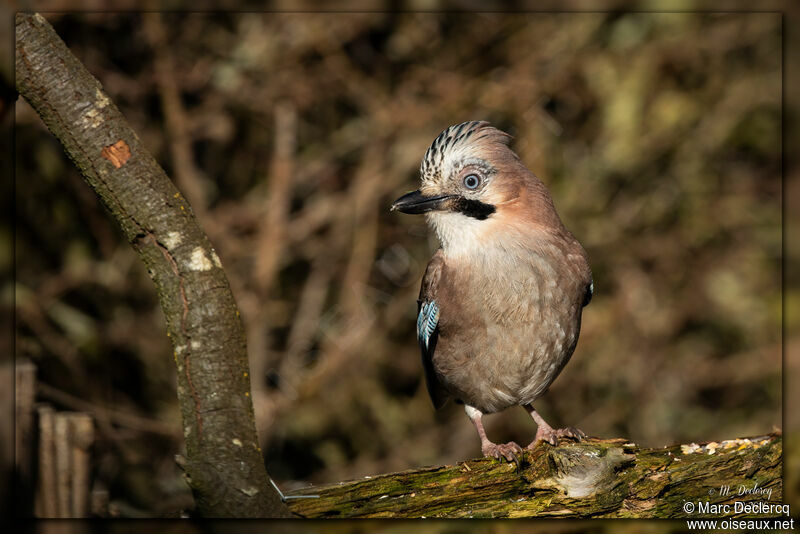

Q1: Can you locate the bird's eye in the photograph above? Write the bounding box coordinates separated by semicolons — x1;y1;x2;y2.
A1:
463;174;481;190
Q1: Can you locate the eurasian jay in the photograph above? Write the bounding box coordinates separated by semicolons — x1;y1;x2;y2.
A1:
392;121;593;461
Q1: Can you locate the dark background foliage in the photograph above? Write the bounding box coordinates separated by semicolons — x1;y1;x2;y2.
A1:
12;11;782;516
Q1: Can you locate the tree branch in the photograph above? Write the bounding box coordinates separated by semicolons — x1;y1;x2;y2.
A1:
15;12;290;518
286;434;782;518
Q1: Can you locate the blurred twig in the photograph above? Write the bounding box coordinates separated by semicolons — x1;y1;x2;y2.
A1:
255;102;296;292
37;383;180;438
280;255;331;388
143;12;209;213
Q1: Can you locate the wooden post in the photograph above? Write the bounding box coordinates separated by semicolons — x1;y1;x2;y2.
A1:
35;405;57;517
69;413;94;517
14;360;37;513
53;413;71;517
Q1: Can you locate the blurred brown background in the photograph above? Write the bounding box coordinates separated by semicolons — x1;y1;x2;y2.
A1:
12;12;782;516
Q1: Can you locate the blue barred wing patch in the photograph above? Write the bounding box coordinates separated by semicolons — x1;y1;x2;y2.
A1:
416;301;440;351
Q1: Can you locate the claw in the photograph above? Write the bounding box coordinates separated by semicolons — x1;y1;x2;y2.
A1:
510;450;522;471
528;426;586;449
562;427;586;441
483;441;523;464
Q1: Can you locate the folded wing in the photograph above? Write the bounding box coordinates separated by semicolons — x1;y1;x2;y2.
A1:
417;249;448;409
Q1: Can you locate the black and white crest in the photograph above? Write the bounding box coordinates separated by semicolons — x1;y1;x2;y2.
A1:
420;121;490;182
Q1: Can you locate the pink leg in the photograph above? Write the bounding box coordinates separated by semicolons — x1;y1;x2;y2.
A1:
524;404;586;448
464;405;522;462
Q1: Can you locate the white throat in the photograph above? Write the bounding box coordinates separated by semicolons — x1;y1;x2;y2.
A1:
426;210;541;277
426;211;492;258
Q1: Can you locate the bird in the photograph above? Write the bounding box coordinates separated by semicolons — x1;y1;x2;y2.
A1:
391;121;593;461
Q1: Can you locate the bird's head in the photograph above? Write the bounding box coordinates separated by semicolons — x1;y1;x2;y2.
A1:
392;121;559;254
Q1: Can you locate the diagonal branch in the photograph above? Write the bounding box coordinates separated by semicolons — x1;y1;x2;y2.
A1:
15;12;290;518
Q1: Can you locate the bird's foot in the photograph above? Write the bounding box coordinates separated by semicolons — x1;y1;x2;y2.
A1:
527;426;586;448
482;441;523;462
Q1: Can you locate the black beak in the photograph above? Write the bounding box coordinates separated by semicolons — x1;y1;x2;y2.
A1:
391;190;454;214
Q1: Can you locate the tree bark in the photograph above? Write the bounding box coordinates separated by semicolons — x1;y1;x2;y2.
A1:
15;12;291;518
286;434;782;518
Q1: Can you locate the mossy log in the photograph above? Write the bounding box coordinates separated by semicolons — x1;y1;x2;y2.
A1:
286;434;782;518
